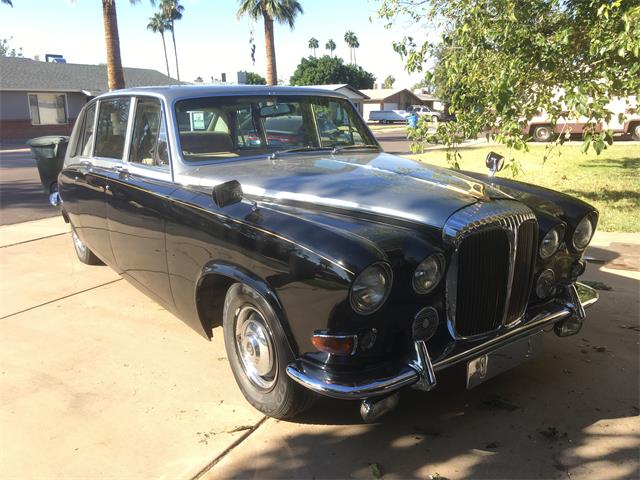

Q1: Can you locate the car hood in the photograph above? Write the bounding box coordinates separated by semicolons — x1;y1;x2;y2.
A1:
177;152;511;228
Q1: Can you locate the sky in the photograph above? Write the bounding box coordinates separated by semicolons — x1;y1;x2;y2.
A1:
1;0;438;88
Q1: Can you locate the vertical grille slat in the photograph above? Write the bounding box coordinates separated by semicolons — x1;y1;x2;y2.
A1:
444;200;538;339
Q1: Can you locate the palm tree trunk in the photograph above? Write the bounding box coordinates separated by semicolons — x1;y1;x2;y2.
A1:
354;49;357;65
264;14;277;86
170;20;180;81
161;32;170;77
102;0;125;90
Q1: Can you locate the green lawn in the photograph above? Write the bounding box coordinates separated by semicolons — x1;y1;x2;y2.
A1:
409;143;640;232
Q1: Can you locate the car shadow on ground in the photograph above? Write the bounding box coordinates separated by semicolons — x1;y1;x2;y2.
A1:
222;246;639;479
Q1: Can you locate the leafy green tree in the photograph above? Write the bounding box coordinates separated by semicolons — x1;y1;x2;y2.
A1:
382;75;395;89
147;12;171;77
0;37;22;57
325;39;336;57
344;31;360;64
289;55;375;89
237;0;303;86
160;0;184;81
245;71;267;85
379;0;640;169
308;37;319;56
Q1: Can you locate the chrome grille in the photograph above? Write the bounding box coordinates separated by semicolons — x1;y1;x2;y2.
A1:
444;200;537;338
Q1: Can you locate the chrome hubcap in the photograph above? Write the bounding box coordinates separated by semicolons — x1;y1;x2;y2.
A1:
71;229;87;256
536;127;551;141
234;305;277;390
634;125;640;138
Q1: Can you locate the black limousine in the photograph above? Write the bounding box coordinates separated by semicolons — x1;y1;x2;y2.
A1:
51;86;598;421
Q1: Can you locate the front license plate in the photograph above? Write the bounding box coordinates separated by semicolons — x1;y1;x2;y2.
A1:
466;332;543;389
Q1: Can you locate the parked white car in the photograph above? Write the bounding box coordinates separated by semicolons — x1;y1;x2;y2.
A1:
368;110;411;124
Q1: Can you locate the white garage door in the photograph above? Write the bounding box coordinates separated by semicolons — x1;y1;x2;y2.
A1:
383;102;399;111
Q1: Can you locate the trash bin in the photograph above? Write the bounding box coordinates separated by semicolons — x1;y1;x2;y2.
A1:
26;135;69;194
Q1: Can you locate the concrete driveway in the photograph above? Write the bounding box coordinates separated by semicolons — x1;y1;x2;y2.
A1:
0;217;638;479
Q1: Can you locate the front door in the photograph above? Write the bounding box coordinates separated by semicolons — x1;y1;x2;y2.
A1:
104;96;176;308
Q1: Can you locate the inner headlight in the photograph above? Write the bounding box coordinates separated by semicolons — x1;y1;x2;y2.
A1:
413;253;445;294
535;269;556;299
350;263;392;315
573;215;594;250
539;226;564;259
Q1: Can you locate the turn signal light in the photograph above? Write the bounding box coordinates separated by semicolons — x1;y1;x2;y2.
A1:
311;333;357;355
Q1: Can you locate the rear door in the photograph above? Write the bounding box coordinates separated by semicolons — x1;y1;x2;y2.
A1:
104;96;176;308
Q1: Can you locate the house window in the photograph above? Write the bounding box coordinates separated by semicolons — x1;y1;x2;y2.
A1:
27;93;68;125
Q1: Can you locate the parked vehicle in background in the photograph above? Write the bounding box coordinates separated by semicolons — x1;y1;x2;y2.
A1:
52;85;599;422
368;109;410;124
525;97;640;142
406;104;453;122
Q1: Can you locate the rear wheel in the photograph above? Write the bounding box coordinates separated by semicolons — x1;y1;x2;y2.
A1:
71;226;103;265
532;125;554;142
631;123;640;141
223;283;314;419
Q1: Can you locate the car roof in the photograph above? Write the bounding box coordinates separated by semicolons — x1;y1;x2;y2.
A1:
96;84;349;103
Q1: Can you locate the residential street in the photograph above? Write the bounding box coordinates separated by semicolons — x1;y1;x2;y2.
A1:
0;217;638;479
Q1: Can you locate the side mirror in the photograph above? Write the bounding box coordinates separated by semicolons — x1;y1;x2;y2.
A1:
212;180;243;208
485;151;505;177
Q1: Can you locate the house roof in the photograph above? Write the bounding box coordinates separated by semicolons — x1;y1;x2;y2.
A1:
359;88;423;103
416;93;441;102
304;84;370;99
0;57;179;95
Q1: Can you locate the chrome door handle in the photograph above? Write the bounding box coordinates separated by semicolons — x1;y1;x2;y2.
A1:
114;165;129;175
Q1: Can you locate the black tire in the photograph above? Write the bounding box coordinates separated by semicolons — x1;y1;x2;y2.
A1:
532;125;554;142
631;123;640;141
223;283;314;419
71;225;103;265
431;115;439;123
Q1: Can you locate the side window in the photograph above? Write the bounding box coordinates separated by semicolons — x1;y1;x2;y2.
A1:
73;103;96;157
94;97;131;159
129;97;169;168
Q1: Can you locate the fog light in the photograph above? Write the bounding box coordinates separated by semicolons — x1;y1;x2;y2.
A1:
536;269;556;299
312;333;357;355
412;307;439;341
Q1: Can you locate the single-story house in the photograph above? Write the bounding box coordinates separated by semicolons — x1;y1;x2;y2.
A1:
414;90;445;111
305;84;370;115
0;57;178;140
359;88;424;119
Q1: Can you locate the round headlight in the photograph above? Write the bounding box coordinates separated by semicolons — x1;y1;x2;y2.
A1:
535;269;556;299
573;216;594;250
413;253;445;294
350;263;392;315
539;227;563;259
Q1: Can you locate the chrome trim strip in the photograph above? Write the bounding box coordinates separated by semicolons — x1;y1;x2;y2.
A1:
286;282;598;399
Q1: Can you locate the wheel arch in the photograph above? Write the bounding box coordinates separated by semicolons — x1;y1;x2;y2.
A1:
194;261;298;354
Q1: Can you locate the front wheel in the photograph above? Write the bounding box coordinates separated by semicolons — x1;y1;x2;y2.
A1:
223;283;314;419
631;123;640;141
532;125;554;142
431;115;439;123
71;226;103;265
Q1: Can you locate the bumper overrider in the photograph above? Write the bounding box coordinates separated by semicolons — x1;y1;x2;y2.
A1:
287;282;598;402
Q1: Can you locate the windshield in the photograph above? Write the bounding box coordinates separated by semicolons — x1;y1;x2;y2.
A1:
174;95;378;161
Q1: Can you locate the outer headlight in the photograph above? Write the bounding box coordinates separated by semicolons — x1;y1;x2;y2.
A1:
413;253;445;294
573;215;594;250
539;226;564;259
350;263;392;315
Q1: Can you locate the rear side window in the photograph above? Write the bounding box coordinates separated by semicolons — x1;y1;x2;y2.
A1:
73;103;96;157
129;97;170;168
95;98;131;159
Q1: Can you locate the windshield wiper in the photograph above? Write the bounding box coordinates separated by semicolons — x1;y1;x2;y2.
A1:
269;146;334;159
330;145;380;154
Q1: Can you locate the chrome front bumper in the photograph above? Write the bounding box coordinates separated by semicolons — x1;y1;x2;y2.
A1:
286;282;598;400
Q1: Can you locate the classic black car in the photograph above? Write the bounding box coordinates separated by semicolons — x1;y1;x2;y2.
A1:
53;86;598;421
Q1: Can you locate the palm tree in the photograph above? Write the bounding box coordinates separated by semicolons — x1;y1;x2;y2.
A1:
160;0;184;81
308;37;319;57
325;39;336;57
147;12;171;77
237;0;303;86
344;31;360;65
